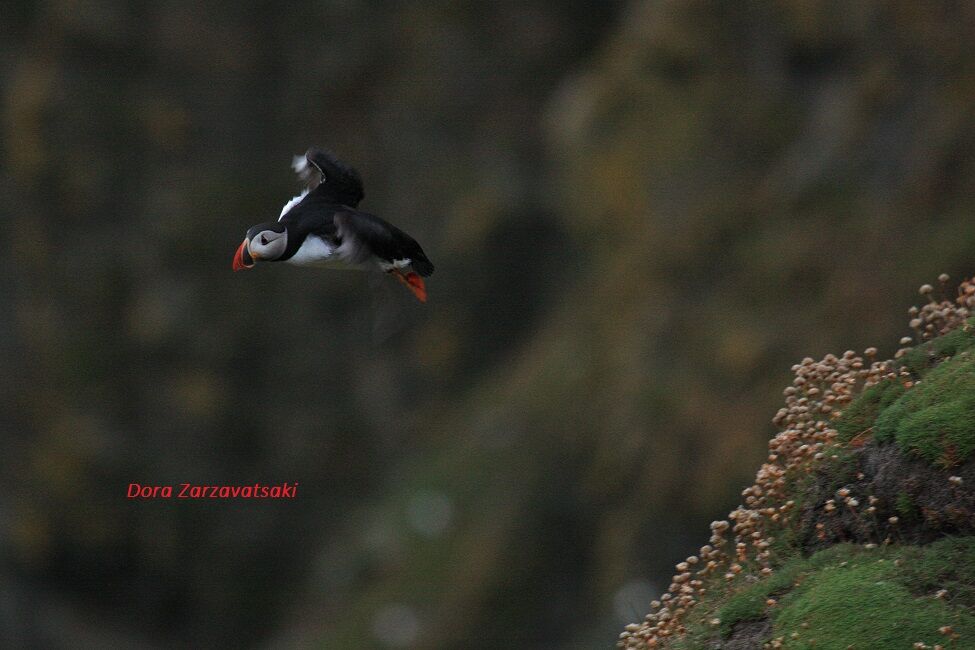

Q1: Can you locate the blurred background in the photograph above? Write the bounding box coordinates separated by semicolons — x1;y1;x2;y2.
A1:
4;1;975;647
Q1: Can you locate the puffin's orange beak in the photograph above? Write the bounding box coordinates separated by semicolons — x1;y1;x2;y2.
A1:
233;239;254;272
392;270;427;302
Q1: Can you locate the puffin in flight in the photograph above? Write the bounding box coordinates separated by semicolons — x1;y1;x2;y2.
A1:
232;148;434;302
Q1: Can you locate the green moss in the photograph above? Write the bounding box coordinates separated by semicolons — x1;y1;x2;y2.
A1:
835;379;906;444
677;544;975;648
767;518;802;562
932;324;975;356
898;537;975;611
668;326;975;649
875;353;975;466
771;548;975;648
665;325;975;649
900;323;975;377
896;491;919;522
717;565;801;638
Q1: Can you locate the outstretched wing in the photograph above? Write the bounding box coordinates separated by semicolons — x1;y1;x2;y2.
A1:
334;210;435;277
291;153;322;189
293;147;365;207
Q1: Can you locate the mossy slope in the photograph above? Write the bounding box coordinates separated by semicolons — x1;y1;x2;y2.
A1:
876;351;975;467
696;540;975;649
625;295;975;650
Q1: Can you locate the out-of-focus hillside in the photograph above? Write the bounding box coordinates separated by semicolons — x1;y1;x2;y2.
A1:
4;1;975;648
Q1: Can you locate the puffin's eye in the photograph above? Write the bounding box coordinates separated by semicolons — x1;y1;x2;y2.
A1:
261;235;269;245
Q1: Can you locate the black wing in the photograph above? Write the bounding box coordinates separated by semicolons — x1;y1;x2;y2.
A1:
293;147;365;207
334;210;435;277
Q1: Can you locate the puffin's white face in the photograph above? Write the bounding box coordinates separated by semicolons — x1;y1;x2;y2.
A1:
233;223;288;271
248;229;288;261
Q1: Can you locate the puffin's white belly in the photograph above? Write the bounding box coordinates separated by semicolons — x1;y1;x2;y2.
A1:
286;236;344;267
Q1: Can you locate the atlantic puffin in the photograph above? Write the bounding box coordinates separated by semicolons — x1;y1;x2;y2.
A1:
232;148;434;302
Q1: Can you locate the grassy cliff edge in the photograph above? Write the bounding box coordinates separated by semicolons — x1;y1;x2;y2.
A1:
621;276;975;650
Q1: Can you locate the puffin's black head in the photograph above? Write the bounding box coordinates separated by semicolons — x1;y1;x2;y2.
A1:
232;222;288;271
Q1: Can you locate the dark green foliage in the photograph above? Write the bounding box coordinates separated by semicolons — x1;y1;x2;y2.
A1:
835;327;975;467
684;545;975;649
670;323;975;648
717;563;803;639
896;491;920;522
901;324;975;377
838;326;975;461
898;537;975;611
771;547;975;648
835;379;905;443
876;353;975;466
